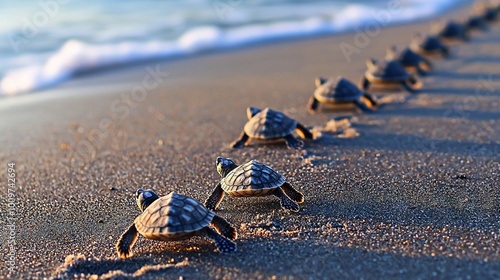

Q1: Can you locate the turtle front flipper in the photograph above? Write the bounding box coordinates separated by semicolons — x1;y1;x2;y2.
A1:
403;74;422;93
230;131;250;148
441;45;450;58
273;187;300;212
205;183;225;211
307;96;319;114
204;227;237;253
362;92;378;108
281;182;304;203
355;93;378;112
116;223;139;258
295;123;314;140
211;215;237;240
418;58;432;76
284;134;303;150
359;76;370;91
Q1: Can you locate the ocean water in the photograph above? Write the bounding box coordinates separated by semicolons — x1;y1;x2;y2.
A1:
0;0;469;95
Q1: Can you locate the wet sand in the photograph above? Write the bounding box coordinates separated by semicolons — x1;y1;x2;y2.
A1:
0;1;499;279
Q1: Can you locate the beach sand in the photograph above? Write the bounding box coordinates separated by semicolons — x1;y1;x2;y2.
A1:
0;1;499;279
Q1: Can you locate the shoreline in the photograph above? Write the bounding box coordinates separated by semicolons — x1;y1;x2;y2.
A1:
0;0;472;97
1;0;499;279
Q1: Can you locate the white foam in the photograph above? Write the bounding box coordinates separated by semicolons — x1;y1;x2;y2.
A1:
0;0;466;95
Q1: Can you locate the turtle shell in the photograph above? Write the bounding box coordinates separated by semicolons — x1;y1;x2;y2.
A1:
221;160;285;197
135;192;214;241
412;36;444;52
314;77;363;102
395;48;424;67
367;60;409;81
466;16;487;30
243;108;297;139
438;21;467;38
481;7;498;21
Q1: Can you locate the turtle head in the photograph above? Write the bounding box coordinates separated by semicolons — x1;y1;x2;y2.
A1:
246;107;262;120
411;32;422;43
216;157;238;177
386;45;397;58
430;20;443;33
136;189;159;212
314;77;328;88
366;59;377;70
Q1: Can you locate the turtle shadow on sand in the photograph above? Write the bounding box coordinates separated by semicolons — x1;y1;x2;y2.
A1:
52;237;500;279
377;106;500;121
459;55;500;64
431;71;500;81
303;198;499;232
316;132;500;157
210;197;303;217
211;238;500;279
422;86;488;95
466;36;500;44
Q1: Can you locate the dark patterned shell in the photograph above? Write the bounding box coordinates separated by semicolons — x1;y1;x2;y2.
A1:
466;16;486;29
221;160;285;197
481;7;498;21
395;48;423;67
438;21;467;38
413;36;443;51
368;60;409;81
243;108;297;139
135;193;214;241
314;77;363;102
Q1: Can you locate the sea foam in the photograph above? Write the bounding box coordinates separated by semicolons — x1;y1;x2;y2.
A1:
0;0;466;95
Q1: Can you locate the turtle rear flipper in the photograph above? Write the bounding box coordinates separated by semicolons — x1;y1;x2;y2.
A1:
211;215;237;240
281;182;304;203
359;76;370;91
116;223;139;258
230;131;250;148
273;188;299;212
417;60;432;76
354;99;375;112
205;183;225;210
295;123;314;140
204;227;237;253
284;135;303;150
307;96;319;114
403;75;422;93
355;93;378;112
362;92;378;107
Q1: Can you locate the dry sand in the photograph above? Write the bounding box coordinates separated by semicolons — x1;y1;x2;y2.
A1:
0;1;499;279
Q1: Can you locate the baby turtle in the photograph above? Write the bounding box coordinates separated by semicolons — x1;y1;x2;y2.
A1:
308;77;378;113
359;59;422;93
465;16;489;31
410;33;450;57
386;46;433;75
231;107;313;150
475;2;499;22
205;157;304;212
116;189;237;258
433;20;470;41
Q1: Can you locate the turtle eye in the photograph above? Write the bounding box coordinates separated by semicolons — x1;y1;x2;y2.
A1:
136;189;144;198
216;157;224;165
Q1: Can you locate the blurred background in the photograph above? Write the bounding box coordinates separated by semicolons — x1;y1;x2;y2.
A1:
0;0;468;95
